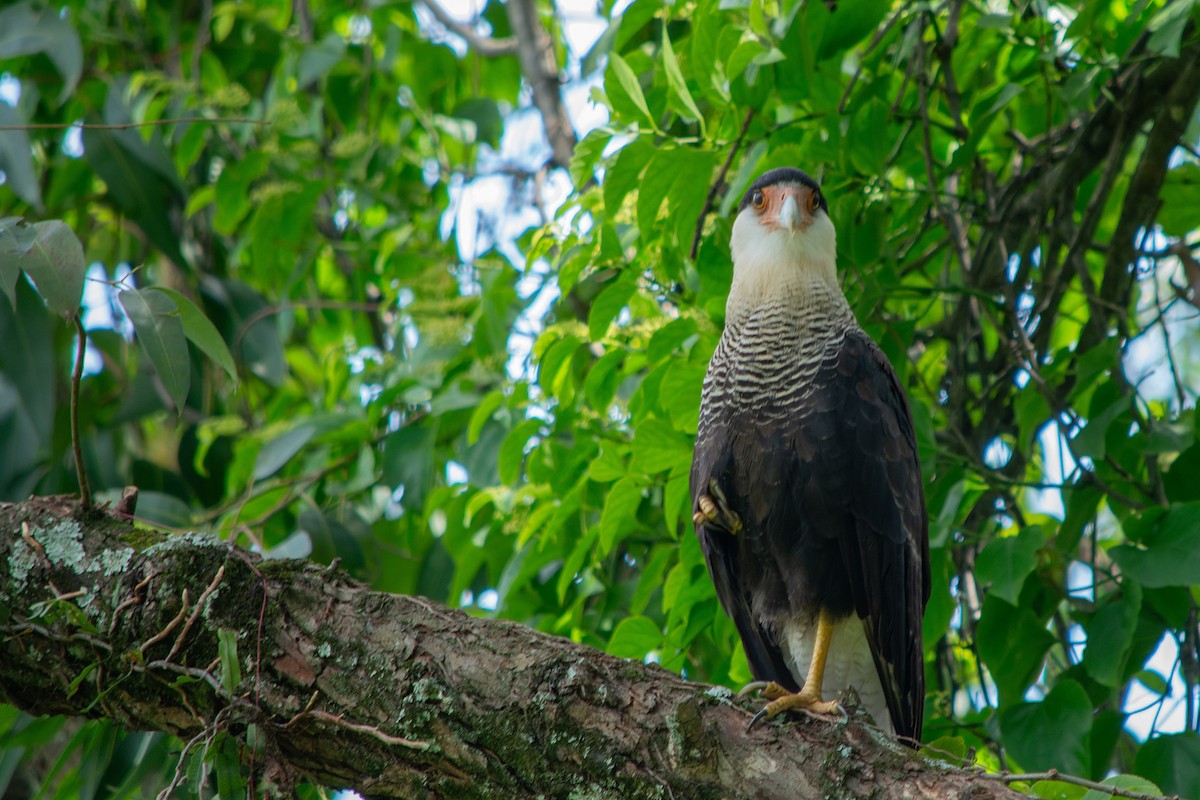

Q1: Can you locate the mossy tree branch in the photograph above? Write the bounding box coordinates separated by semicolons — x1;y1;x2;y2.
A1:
0;496;1024;800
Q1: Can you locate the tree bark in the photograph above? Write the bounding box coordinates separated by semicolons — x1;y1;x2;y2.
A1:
0;496;1023;799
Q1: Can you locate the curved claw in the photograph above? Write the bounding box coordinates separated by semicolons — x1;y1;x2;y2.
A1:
747;706;771;732
737;681;771;699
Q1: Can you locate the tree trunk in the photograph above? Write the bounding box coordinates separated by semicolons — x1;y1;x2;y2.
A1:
0;496;1022;799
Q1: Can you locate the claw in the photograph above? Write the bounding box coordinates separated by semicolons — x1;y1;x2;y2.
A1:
740;681;842;731
737;681;771;699
693;480;743;534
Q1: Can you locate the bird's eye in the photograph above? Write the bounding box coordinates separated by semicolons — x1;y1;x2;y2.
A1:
809;192;822;213
751;190;765;210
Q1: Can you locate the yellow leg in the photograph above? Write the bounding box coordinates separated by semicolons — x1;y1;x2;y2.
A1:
747;608;841;729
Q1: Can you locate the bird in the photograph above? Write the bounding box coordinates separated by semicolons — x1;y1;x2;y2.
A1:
690;167;931;742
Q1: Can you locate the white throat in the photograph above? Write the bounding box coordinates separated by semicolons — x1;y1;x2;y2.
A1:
725;210;849;326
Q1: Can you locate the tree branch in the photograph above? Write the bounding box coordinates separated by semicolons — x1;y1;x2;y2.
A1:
415;0;519;57
505;0;576;169
0;496;1027;800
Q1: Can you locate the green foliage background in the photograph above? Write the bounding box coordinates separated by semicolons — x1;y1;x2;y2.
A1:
1;0;1199;796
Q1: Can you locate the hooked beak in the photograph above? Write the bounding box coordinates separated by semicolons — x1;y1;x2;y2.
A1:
778;193;801;236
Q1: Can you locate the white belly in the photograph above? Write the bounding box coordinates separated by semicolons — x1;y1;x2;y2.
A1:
780;615;892;733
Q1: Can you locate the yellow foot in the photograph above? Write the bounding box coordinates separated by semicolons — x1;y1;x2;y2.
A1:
742;685;842;731
736;680;792;701
692;480;742;534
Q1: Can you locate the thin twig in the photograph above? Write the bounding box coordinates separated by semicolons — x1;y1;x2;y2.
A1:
139;590;189;654
71;315;92;509
977;768;1180;800
305;710;432;751
233;299;381;359
690;110;755;260
915;20;972;274
108;570;157;634
165;564;226;662
20;522;46;559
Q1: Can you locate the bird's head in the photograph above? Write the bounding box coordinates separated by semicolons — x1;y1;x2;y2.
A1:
729;168;839;300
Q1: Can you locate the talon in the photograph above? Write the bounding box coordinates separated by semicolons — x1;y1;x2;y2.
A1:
737;681;771;699
764;690;840;719
741;682;841;730
737;680;791;701
693;482;743;535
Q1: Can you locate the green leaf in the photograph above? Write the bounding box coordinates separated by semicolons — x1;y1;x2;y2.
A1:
468;390;505;445
1134;669;1169;695
975;526;1044;605
1082;584;1141;687
118;288;191;413
204;277;287;387
67;663;97;699
0;105;42;209
298;32;347;88
607;53;655;128
1109;502;1200;588
0;217;36;308
584;349;627;412
589;442;628;483
817;0;890;59
569;127;613;187
607;615;662;659
1030;780;1088;800
0;2;83;104
17;220;86;318
1146;0;1195;57
214;733;246;799
630;418;692;474
588;275;637;341
1000;680;1092;776
976;595;1054;708
1133;732;1200;797
1159;163;1200;237
382;425;438;508
604;138;655;214
647;318;699;363
453;98;504;147
920;735;967;763
254;424;317;481
217;629;241;694
497;418;543;486
662;29;705;134
213;150;269;235
725;39;764;81
1080;774;1162;800
144;287;238;386
599;475;643;555
82;83;185;265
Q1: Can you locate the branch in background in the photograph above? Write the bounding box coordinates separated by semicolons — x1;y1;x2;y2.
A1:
690;110;755;261
0;496;1030;800
505;0;576;169
415;0;518;57
69;316;91;510
1088;40;1200;349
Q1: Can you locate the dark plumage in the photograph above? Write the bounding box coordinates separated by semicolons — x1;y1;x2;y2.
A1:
690;167;930;740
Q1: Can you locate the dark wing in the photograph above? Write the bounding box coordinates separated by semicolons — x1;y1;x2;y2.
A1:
822;330;930;741
691;385;800;692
